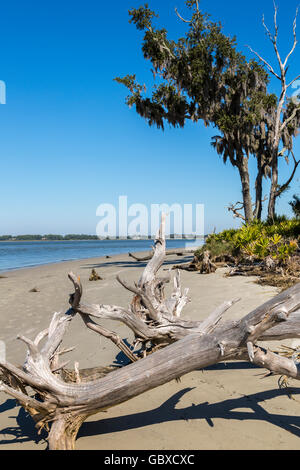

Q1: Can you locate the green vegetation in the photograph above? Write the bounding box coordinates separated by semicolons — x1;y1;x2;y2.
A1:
63;234;99;240
0;235;13;241
15;235;43;241
196;219;300;264
43;234;64;240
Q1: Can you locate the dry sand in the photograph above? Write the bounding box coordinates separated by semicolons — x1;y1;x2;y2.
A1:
0;251;300;450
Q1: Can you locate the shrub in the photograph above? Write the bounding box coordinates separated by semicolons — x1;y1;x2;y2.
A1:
199;218;299;263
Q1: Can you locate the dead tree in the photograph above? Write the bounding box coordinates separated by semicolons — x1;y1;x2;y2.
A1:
247;4;300;220
1;215;300;450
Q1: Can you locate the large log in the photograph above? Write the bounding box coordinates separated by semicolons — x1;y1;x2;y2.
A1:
0;215;300;450
128;247;197;261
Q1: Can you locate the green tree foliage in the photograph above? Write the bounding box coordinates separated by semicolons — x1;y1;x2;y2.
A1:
43;234;64;240
289;195;300;218
15;235;43;241
116;1;300;223
0;234;100;241
63;234;99;240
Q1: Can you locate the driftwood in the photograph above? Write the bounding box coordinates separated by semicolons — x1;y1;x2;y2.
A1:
129;246;197;262
176;250;218;273
1;215;300;450
175;256;199;271
199;250;217;273
89;269;103;281
227;259;288;278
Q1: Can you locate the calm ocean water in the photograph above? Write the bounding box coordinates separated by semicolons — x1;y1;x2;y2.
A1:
0;239;200;272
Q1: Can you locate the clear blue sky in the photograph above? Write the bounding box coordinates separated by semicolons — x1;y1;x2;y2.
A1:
0;0;299;235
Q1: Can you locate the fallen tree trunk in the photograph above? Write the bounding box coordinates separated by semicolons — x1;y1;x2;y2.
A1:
128;246;197;261
1;215;300;450
199;250;217;273
175;250;219;273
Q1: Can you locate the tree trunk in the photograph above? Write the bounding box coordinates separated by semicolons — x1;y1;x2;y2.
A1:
237;156;254;223
129;248;196;262
48;415;88;450
254;155;264;220
268;149;279;221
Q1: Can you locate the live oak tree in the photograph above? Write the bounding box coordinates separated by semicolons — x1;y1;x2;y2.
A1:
115;0;300;223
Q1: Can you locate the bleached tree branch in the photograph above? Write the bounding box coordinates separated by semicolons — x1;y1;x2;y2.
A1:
175;8;191;24
246;45;281;80
275;151;300;198
281;104;300;132
283;7;299;68
287;73;300;88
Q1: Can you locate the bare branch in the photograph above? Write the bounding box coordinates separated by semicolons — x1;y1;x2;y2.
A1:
116;274;162;323
164;270;191;317
273;1;279;42
275;151;300;197
68;272;82;308
283;7;299;68
17;335;39;359
281;104;300;132
198;298;241;335
240;345;300;379
262;13;275;44
287;73;300;88
129;247;196;262
139;213;166;287
175;7;191;23
246;45;281;80
227;201;246;221
79;313;138;363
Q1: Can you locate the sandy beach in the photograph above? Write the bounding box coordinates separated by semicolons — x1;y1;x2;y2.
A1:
0;251;300;450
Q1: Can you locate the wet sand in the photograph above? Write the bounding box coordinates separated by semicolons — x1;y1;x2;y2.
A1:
0;251;300;450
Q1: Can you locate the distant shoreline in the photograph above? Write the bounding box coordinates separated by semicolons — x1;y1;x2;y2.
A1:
0;236;205;242
0;249;135;275
0;238;203;273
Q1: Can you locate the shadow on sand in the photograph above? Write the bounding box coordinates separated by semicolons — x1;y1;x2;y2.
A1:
0;347;134;447
78;385;300;441
0;399;48;446
77;366;300;441
80;255;194;271
1;362;300;448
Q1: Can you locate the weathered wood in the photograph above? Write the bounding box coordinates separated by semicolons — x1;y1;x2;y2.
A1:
89;269;103;281
199;250;217;274
1;216;300;450
176;251;218;273
48;415;89;450
129;247;197;262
